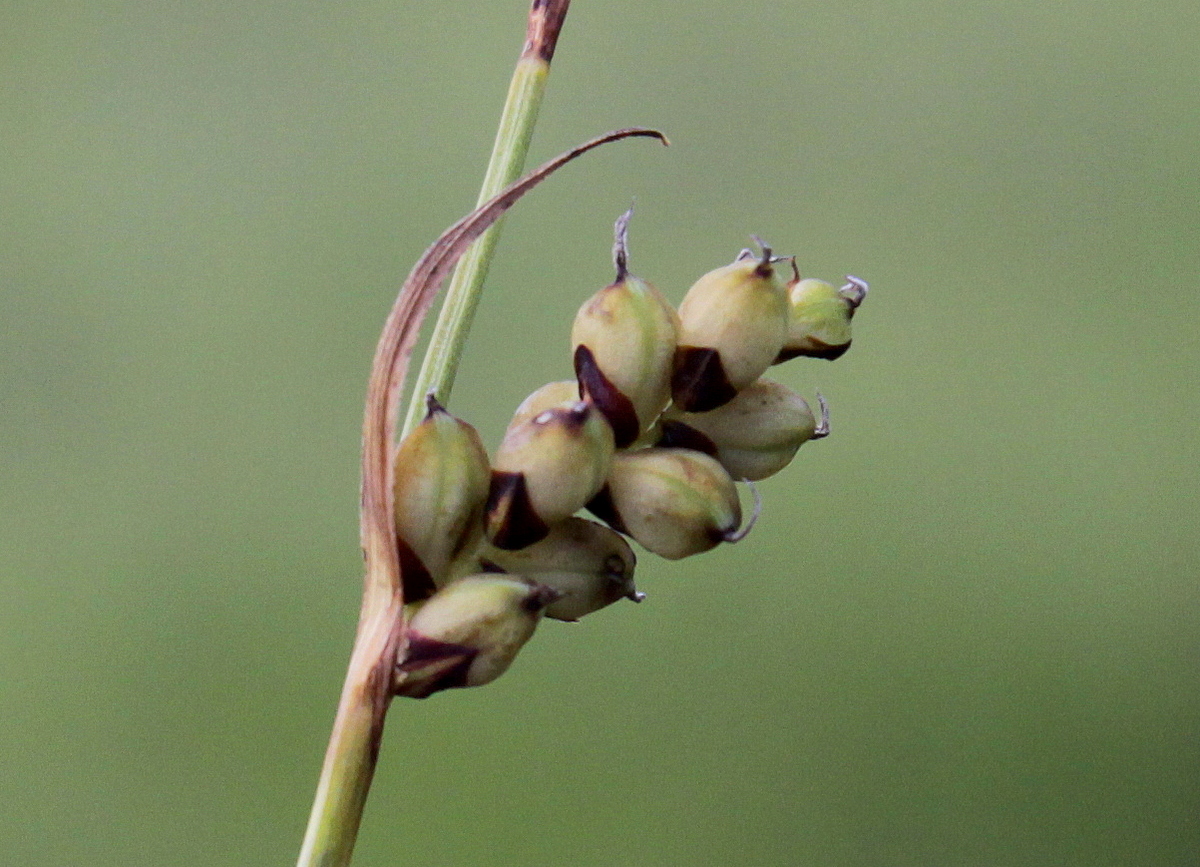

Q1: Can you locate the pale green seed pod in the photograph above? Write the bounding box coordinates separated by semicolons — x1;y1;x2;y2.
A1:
479;517;642;621
395;575;559;699
572;208;680;447
393;394;491;603
588;448;754;560
486;400;616;550
659;380;830;481
672;243;789;412
509;380;580;430
775;266;868;362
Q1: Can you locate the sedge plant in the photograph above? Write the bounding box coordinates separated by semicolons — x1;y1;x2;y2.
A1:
297;2;868;864
296;3;658;863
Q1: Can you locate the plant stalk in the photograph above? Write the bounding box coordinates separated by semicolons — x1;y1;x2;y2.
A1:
401;0;572;437
293;131;668;867
298;6;572;861
293;126;665;867
296;6;672;866
296;594;403;867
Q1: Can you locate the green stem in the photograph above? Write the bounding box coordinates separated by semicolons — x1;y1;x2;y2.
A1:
298;5;572;865
296;597;403;867
401;0;571;437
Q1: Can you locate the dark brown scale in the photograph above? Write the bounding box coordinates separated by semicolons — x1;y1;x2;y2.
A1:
585;485;629;536
574;344;640;447
396;534;438;603
671;346;738;412
486;471;551;550
395;635;477;699
656;419;719;457
774;339;851;363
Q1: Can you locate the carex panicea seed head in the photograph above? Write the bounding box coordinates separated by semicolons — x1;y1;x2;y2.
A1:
395;575;560;699
478;516;641;621
486;399;615;550
671;240;789;412
588;447;755;560
572;207;680;447
659;379;830;481
392;393;491;602
775;261;868;362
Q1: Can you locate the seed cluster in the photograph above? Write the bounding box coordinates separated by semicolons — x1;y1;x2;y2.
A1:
393;210;867;699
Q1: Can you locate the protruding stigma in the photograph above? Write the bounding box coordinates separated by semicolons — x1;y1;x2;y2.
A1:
812;392;831;439
738;238;790;275
724;480;762;543
748;235;774;276
840;275;869;309
613;203;634;282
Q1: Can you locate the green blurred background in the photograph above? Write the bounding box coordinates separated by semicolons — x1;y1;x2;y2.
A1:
3;1;1197;864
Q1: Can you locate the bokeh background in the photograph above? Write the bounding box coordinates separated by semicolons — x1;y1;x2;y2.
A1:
3;1;1197;864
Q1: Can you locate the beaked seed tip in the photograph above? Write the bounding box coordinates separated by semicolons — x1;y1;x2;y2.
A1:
612;203;634;281
840;275;869;309
424;390;447;418
812;392;831;439
723;480;762;544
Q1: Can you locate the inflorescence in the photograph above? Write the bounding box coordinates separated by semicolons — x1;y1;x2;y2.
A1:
392;209;867;699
